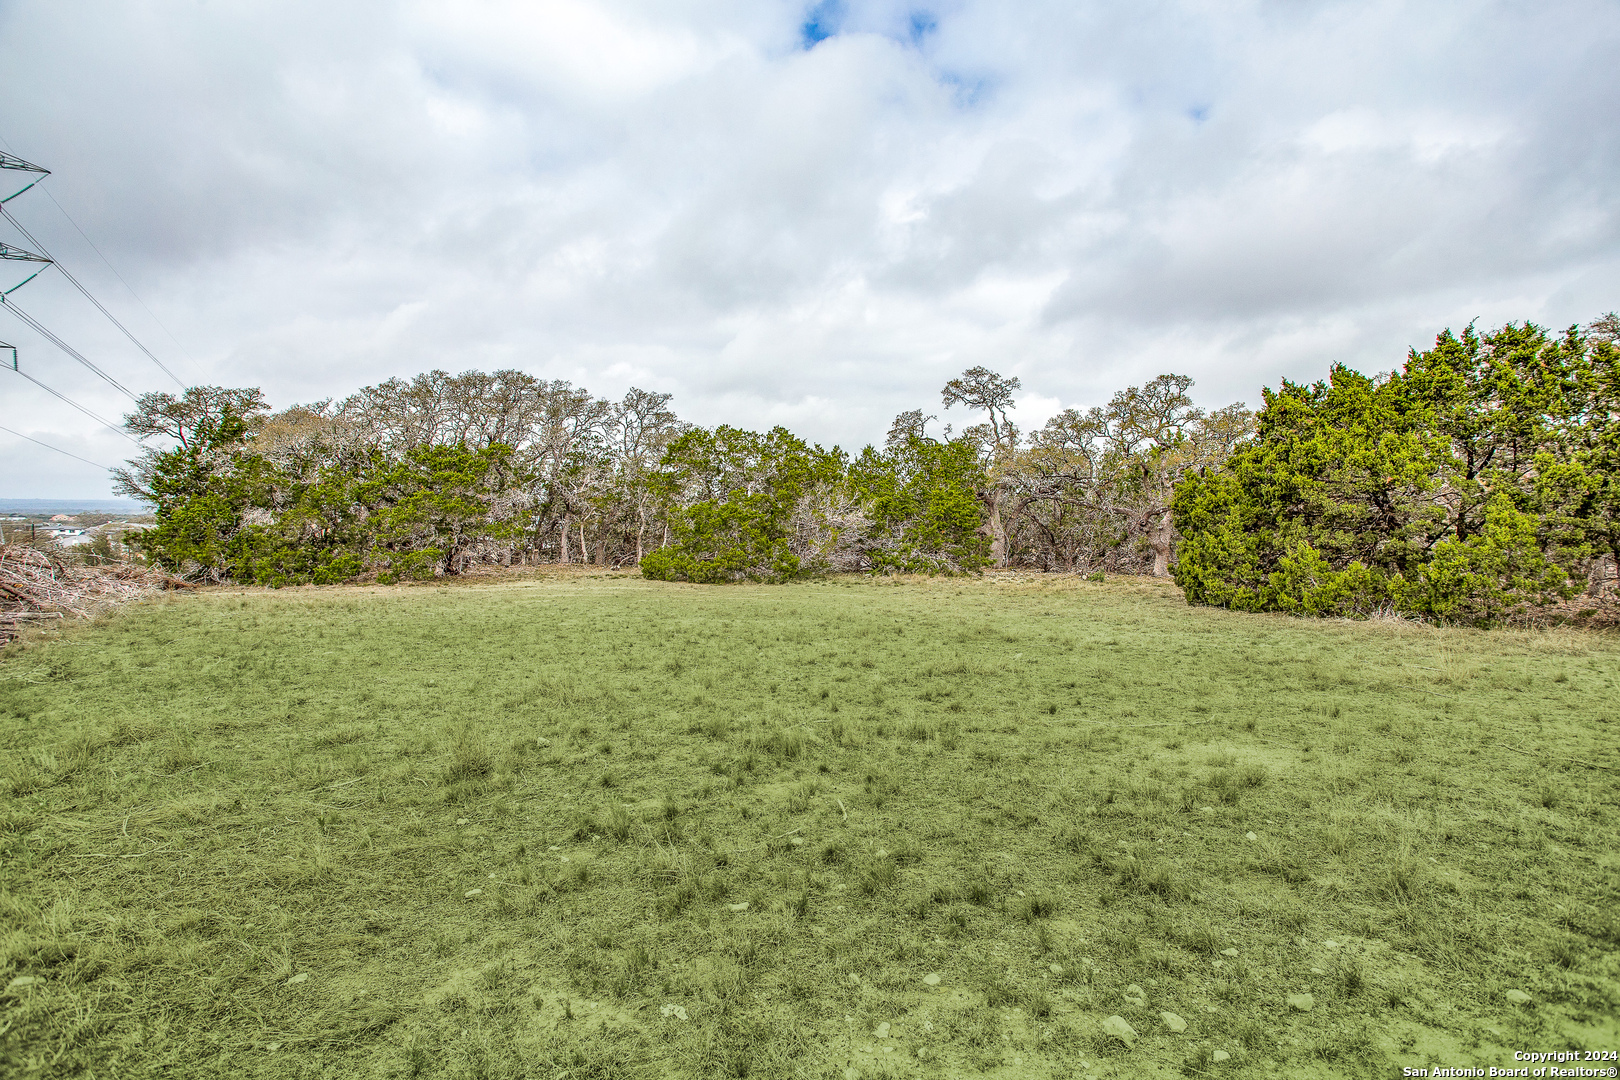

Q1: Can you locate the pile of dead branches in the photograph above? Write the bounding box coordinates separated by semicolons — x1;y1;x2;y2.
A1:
0;544;192;644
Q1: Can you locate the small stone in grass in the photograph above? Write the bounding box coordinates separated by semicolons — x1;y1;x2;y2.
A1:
727;902;749;912
1322;940;1339;949
1220;948;1239;957
464;888;483;898
1286;992;1314;1012
1100;1015;1137;1047
923;973;941;986
456;818;469;825
1161;1011;1187;1033
286;973;308;985
1049;964;1063;976
1213;1050;1231;1062
875;1022;891;1038
1505;989;1532;1005
6;976;42;990
1245;831;1258;842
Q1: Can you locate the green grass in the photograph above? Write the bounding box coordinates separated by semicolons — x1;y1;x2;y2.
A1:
1;570;1617;1078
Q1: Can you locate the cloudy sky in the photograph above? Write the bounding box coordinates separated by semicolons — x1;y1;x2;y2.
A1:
1;0;1616;498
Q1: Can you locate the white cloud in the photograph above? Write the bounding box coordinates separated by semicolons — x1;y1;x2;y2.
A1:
0;0;1616;496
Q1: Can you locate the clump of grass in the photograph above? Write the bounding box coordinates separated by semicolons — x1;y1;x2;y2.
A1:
1236;1018;1270;1050
1547;937;1581;969
984;979;1021;1008
4;758;48;796
1117;856;1191;900
783;780;818;813
1372;847;1432;904
1321;816;1357;856
159;740;202;775
963;872;996;906
693;714;729;739
1181;1046;1216;1075
608;945;656;998
598;803;632;842
1207;771;1242;805
1337;954;1366;995
0;809;38;834
875;837;917;868
442;732;493;784
1250;842;1311;885
746;724;804;760
854;853;898;895
1016;893;1057;921
862;767;901;807
1100;923;1142;959
1171;916;1222;955
901;718;935;741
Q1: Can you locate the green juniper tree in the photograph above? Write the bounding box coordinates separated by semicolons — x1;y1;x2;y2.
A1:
1171;318;1615;624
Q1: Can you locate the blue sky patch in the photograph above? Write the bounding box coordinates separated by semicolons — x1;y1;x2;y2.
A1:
940;70;991;107
908;11;938;44
801;0;845;48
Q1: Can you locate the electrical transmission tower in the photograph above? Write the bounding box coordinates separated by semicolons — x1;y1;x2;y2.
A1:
1;151;50;202
0;148;152;461
0;153;49;383
1;153;53;298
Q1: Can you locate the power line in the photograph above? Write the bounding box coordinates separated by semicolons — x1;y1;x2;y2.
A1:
5;363;139;444
39;187;202;383
0;203;185;389
0;421;110;470
1;293;140;400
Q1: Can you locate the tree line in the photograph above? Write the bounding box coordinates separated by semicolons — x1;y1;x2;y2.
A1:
114;314;1616;624
112;368;1251;586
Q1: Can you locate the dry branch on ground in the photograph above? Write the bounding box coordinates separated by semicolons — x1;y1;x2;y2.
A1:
0;544;191;643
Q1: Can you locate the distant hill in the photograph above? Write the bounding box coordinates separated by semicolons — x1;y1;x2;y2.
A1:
0;499;151;515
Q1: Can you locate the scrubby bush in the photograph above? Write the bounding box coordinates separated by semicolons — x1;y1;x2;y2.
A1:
1173;320;1618;625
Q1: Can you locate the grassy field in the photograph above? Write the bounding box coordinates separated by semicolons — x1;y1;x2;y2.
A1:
1;571;1616;1079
